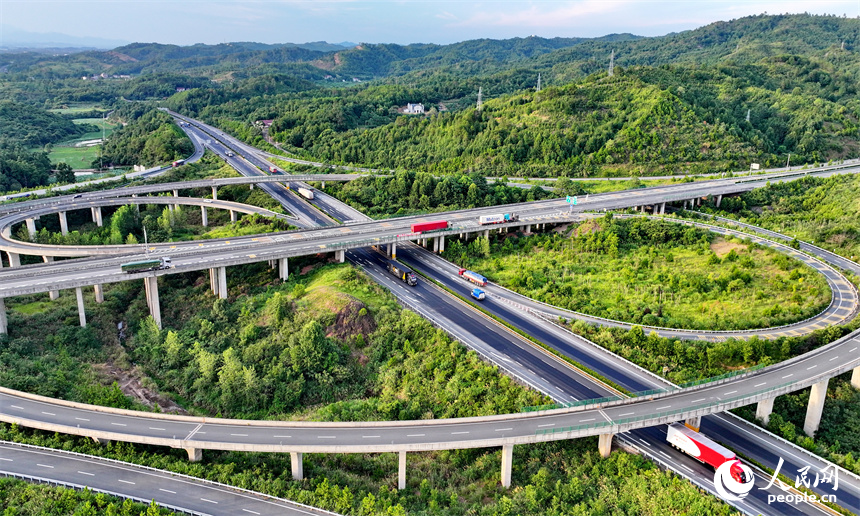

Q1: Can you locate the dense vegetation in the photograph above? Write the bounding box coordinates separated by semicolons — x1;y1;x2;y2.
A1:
0;146;53;193
446;216;830;330
322;170;552;217
0;100;93;147
0;478;176;515
0;260;736;515
709;173;860;261
98;107;193;168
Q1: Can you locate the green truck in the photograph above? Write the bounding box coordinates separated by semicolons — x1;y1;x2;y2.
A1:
121;257;172;274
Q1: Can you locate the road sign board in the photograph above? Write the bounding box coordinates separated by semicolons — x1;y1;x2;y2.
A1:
567;196;578;205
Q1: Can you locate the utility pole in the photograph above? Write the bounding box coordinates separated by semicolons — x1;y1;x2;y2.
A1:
476;87;483;111
608;50;615;77
786;153;791;169
536;73;541;92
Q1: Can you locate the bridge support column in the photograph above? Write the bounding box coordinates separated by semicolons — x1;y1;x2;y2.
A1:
398;451;407;490
249;184;254;190
0;298;7;335
390;243;397;259
335;250;345;263
851;366;860;390
525;224;531;233
433;238;439;253
278;258;289;281
804;379;829;437
230;210;237;223
59;211;69;236
93;284;104;304
483;230;490;240
321;181;325;189
209;269;217;295
185;448;202;462
438;236;445;253
211;186;218;200
91;206;103;227
7;252;20;268
131;194;140;213
144;276;162;329
684;416;701;432
200;206;208;227
75;287;86;327
660;202;666;215
290;452;303;480
43;257;60;300
25;218;37;238
598;433;614;458
91;437;110;445
756;397;775;426
500;444;513;488
217;266;228;299
716;195;723;208
171;189;179;211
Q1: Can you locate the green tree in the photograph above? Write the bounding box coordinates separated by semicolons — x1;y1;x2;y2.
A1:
55;162;75;184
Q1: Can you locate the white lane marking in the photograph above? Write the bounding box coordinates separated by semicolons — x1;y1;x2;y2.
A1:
118;479;135;484
691;398;707;403
659;451;671;458
201;498;218;504
495;428;513;432
159;488;176;494
724;391;737;395
451;431;470;435
230;433;248;437
41;412;55;416
830;356;839;361
75;417;90;422
318;436;336;439
78;471;94;476
580;418;595;422
243;510;261;515
149;427;166;431
656;405;671;410
273;435;291;438
407;434;425;437
618;412;634;417
10;405;23;410
111;422;127;427
850;347;858;352
754;382;767;387
639;439;652;447
0;458;11;462
681;464;694;472
782;374;793;379
537;423;555;427
362;435;381;438
807;365;818;370
36;464;54;468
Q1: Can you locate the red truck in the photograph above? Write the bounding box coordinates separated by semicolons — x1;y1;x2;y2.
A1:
666;423;751;484
269;166;281;174
411;220;448;233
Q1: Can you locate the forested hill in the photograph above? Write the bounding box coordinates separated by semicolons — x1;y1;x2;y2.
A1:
283;59;858;177
0;100;92;147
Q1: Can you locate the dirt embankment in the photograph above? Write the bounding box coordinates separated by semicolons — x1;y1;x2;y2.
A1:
94;362;188;415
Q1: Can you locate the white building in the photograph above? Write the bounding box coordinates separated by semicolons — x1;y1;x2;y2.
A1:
404;103;425;114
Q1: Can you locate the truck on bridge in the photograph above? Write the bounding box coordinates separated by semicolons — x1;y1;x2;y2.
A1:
121;257;172;274
479;213;518;225
411;220;449;233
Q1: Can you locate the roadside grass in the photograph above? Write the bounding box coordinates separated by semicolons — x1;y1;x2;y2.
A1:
10;300;54;315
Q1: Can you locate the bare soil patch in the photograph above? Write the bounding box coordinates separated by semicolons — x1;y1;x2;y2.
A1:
94;362;188;415
710;237;747;258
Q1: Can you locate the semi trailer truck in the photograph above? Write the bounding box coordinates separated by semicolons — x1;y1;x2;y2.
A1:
411;220;449;233
121;257;172;274
478;213;518;225
666;423;751;485
459;269;488;286
387;260;418;286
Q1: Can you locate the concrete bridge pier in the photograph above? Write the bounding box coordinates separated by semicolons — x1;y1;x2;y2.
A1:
803;379;829;437
25;218;37;239
144;276;162;329
660;202;666;215
335;250;345;263
75;287;86;327
185;448;202;462
398;451;407;490
851;367;860;389
211;186;218;200
715;195;723;208
131;194;140;213
171;190;179;211
500;444;513;488
438;236;445;253
230;210;237;222
598;433;614;458
201;206;208;227
389;243;397;259
290;452;303;480
249;184;254;190
93;284;104;304
756;397;775;426
7;252;20;268
433;238;439;253
216;267;228;299
278;258;289;281
209;268;219;296
0;298;7;334
58;211;69;236
526;225;532;233
91;206;103;227
684;417;701;432
321;181;325;189
43;257;59;300
483;230;490;239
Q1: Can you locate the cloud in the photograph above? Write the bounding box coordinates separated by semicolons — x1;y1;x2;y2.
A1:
452;0;633;29
436;11;458;20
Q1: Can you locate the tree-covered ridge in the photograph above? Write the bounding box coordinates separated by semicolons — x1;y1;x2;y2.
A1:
0;147;52;193
98;107;193;167
280;60;857;176
0;100;93;147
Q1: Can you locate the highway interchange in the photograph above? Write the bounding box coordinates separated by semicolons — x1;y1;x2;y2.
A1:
1;116;860;515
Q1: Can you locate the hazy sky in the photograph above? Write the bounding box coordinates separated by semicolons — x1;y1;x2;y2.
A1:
2;0;858;47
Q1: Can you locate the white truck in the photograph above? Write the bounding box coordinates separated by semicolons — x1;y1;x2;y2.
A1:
298;187;315;200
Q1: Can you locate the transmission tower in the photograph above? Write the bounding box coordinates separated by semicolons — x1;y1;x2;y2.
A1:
746;109;751;122
477;87;483;111
536;73;541;92
608;50;615;77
